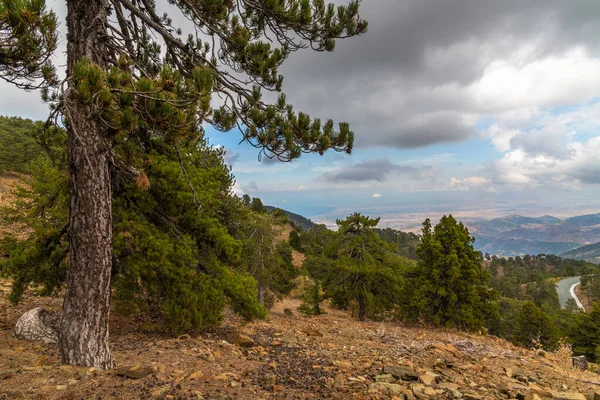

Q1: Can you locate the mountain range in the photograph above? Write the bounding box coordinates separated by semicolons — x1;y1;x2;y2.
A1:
467;213;600;259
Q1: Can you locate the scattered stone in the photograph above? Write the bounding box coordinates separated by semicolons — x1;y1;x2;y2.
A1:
187;370;204;380
412;383;425;398
551;392;587;400
585;391;600;400
234;334;254;348
573;355;588;370
464;393;482;400
55;385;67;391
270;341;283;347
151;385;171;398
213;372;238;381
303;329;323;337
438;382;458;390
383;366;419;381
115;365;154;379
374;374;396;383
505;367;528;381
178;334;191;341
58;365;86;378
368;382;404;395
524;394;542;400
419;371;440;386
272;385;285;392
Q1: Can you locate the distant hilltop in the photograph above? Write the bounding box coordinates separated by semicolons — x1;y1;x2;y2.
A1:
265;206;317;231
468;213;600;259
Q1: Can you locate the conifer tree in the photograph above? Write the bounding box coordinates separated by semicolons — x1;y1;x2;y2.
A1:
1;0;367;368
512;301;558;350
322;213;403;321
403;215;497;331
298;279;325;316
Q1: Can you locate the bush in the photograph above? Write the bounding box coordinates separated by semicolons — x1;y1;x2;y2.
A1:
298;279;326;316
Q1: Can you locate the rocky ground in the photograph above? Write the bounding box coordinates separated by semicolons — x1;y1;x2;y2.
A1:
2;279;600;400
3;175;600;399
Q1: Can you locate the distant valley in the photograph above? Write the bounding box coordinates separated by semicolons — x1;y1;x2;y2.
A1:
467;213;600;260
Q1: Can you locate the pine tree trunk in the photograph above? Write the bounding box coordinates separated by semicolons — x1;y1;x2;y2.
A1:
258;286;265;306
58;0;114;369
357;293;366;321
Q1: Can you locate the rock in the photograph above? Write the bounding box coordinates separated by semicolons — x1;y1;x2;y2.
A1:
412;384;425;398
213;372;238;381
115;365;154;379
187;370;204;380
419;371;440;386
56;385;67;391
439;382;459;390
382;366;419;381
505;367;527;381
270;341;283;347
524;394;542;400
573;355;588;370
272;385;285;393
464;393;483;400
432;343;461;357
368;382;405;395
151;385;171;398
585;391;600;400
234;334;254;348
58;365;87;378
551;392;587;400
178;334;191;340
303;329;323;337
13;308;60;344
450;389;463;399
374;374;396;383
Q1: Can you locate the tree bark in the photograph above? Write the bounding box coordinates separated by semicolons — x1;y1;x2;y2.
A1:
357;293;366;321
59;0;114;369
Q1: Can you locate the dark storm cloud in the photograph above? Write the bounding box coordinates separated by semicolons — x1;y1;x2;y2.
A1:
278;0;600;149
5;0;600;151
379;114;476;148
320;158;436;183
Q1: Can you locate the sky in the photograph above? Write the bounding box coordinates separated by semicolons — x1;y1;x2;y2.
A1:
4;0;600;229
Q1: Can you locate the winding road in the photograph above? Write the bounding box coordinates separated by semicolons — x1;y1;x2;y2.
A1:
556;276;585;310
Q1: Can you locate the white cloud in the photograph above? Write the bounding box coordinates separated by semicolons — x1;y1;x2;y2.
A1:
486;101;600;188
469;47;600;114
449;176;496;192
372;193;383;198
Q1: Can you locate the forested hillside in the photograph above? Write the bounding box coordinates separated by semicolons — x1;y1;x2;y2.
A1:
560;242;600;263
470;214;600;256
0;116;43;174
264;206;316;231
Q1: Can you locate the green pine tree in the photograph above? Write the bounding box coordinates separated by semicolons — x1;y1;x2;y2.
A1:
1;0;367;367
298;279;326;316
570;302;600;361
320;213;405;321
402;215;498;331
512;301;559;350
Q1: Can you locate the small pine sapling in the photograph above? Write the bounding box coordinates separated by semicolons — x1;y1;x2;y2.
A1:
298;280;326;316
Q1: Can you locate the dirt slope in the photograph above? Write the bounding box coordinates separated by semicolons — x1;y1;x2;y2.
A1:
2;280;600;400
